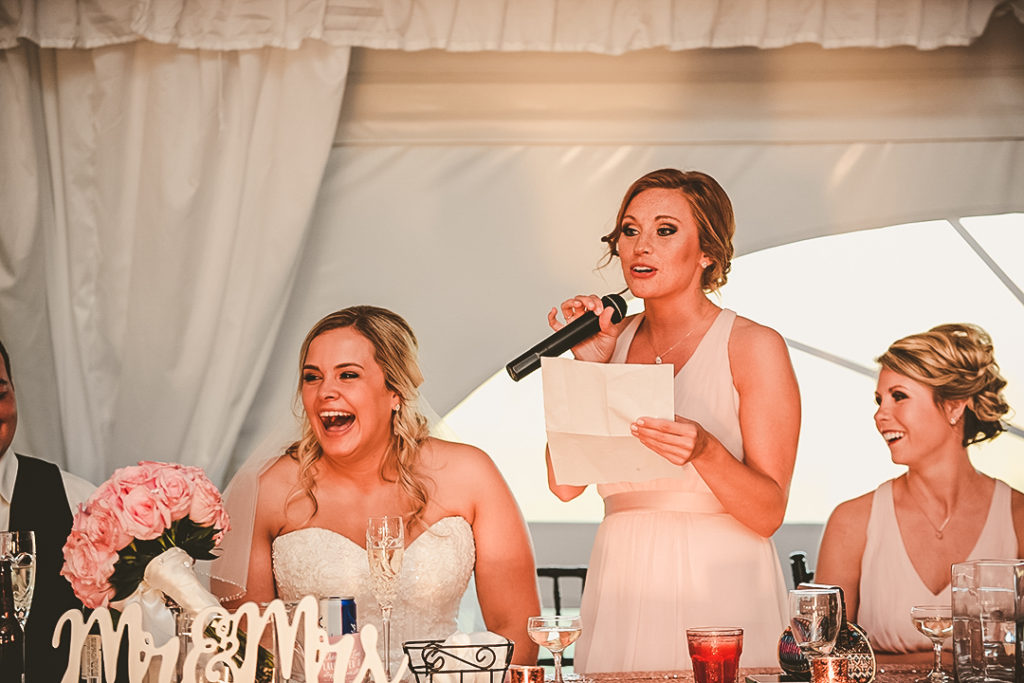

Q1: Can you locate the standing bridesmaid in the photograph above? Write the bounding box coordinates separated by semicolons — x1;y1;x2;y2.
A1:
545;169;800;671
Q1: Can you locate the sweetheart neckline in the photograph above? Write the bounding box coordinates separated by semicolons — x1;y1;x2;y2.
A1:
274;515;469;551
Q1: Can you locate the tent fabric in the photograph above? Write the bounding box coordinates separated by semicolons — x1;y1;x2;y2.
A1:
1;3;1023;489
2;0;1023;53
0;39;350;484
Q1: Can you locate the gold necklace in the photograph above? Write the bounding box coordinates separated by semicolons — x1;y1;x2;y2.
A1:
904;479;953;540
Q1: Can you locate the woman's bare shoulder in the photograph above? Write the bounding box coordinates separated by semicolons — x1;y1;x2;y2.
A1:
420;437;495;475
827;490;875;528
730;314;787;350
258;454;299;500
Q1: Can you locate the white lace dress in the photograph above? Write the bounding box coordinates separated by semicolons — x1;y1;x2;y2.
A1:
273;516;476;668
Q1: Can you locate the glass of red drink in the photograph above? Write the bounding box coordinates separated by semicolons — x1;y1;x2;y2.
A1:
686;627;744;683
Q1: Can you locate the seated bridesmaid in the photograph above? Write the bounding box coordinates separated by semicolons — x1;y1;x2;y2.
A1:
218;306;540;666
815;323;1024;661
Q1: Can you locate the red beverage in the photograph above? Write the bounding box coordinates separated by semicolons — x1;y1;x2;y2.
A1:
686;627;744;683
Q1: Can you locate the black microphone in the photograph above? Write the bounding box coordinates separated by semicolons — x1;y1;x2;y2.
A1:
506;292;628;382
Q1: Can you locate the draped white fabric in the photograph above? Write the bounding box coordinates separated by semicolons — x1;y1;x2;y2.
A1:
2;0;1022;52
1;1;1023;489
0;40;349;484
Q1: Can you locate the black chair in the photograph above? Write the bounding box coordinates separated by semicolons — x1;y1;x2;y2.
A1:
535;566;588;666
789;550;815;587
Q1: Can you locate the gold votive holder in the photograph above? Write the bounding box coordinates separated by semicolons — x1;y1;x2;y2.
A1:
810;656;849;683
506;665;545;683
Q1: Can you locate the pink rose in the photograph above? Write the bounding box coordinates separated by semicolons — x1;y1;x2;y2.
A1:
188;477;225;528
119;486;172;540
73;499;132;551
150;466;193;520
61;532;118;608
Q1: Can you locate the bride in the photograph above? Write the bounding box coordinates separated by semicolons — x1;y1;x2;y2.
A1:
216;305;540;666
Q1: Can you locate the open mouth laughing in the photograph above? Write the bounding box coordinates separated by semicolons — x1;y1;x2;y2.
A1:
320;410;354;430
881;430;905;444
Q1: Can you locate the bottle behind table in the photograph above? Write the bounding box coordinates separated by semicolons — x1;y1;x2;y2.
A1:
0;555;25;683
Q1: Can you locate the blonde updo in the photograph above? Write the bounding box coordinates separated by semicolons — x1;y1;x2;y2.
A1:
286;306;431;529
877;323;1010;446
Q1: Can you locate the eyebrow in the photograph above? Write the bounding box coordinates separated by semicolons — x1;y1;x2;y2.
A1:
302;363;364;371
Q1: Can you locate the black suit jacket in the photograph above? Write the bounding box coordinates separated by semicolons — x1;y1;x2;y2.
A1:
10;454;84;682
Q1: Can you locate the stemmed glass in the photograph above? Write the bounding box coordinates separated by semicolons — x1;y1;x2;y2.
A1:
0;531;35;630
527;615;581;683
367;516;405;678
910;605;953;683
789;588;841;676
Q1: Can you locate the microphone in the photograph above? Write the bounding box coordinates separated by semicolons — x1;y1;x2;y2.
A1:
506;292;628;382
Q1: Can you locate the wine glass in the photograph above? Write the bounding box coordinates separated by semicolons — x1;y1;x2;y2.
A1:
527;615;581;683
789;588;841;674
366;516;404;678
0;531;35;630
910;605;953;683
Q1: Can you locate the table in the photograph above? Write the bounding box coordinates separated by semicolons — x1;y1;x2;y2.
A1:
587;664;931;683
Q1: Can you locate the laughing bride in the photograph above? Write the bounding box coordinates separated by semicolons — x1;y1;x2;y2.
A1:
213;305;540;668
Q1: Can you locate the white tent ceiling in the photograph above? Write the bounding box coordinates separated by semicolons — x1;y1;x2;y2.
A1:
1;2;1022;487
228;15;1024;477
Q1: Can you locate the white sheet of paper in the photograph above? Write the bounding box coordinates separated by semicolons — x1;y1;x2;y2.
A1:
541;356;681;485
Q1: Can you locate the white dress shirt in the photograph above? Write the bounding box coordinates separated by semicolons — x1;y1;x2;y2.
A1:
0;448;96;530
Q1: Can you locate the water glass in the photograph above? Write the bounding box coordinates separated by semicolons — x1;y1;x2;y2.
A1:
951;559;1023;683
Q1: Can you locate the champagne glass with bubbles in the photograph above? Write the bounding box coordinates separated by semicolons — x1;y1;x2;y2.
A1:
367;516;404;678
910;605;953;683
0;531;35;630
528;615;581;683
789;588;841;670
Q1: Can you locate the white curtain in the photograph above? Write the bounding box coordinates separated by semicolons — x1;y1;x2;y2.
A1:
0;39;349;484
2;0;1023;488
2;0;1021;52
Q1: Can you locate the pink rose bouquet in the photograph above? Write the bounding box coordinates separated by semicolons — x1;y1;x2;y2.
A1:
61;461;231;607
61;461;275;682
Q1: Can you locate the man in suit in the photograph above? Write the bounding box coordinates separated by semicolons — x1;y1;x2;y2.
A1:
0;339;95;681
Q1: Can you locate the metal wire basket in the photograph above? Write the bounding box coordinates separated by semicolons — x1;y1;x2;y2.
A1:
402;638;514;683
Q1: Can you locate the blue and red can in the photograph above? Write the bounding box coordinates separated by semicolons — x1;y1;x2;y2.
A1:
319;596;358;637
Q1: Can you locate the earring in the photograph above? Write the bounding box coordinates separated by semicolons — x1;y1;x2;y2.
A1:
950;416;958;425
701;260;711;269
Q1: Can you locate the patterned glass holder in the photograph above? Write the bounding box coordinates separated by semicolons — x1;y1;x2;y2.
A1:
778;583;876;683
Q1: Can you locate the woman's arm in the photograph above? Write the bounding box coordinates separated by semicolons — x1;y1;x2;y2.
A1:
454;445;542;664
630;320;800;536
1011;488;1024;557
813;494;872;621
546;446;587;501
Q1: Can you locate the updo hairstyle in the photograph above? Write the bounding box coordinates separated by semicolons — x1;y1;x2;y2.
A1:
877;323;1010;446
286;305;431;527
600;169;735;292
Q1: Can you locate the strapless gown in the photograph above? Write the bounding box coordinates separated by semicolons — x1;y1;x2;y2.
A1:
273;516;476;668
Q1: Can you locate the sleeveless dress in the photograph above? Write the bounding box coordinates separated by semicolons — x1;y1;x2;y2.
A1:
857;478;1017;653
273;516;476;667
574;309;788;673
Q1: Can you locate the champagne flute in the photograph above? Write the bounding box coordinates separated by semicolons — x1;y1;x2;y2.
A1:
367;516;404;678
527;615;581;683
0;531;35;630
789;588;841;676
910;605;953;683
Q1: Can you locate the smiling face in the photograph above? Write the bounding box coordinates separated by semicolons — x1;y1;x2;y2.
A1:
874;367;961;465
0;361;16;457
617;188;708;302
300;326;400;462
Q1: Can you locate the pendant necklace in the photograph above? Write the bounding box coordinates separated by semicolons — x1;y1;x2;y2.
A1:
904;480;953;539
647;321;697;365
